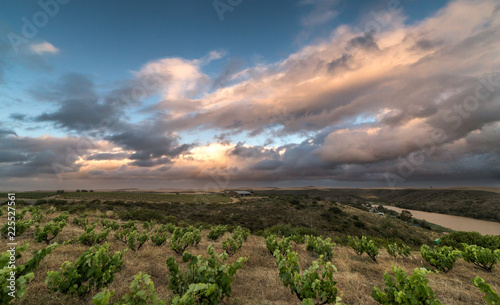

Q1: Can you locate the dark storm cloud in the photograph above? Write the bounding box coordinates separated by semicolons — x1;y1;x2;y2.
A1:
251;159;283;170
129;157;173;168
327;53;352;72
9;113;28;121
104;119;192;167
348;31;379;50
33;73;124;132
0;128;17;137
36;98;118;132
86;152;130;161
0;132;96;178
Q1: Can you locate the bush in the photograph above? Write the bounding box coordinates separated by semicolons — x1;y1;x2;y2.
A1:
34;220;67;244
53;212;69;223
127;231;149;251
170;283;217;305
156;223;176;234
170;226;201;254
348;236;379;262
0;243;59;304
46;244;126;296
274;250;342;304
166;244;247;304
92;272;166;305
121;220;138;230
222;226;249;257
420;245;461;273
372;266;441;304
101;219;120;231
78;224;111;246
1;219;32;239
208;225;227;240
266;235;293;255
73;215;88;228
354;220;366;229
142;220;157;231
305;235;335;260
440;231;500;250
385;243;411;259
263;224;317;239
151;232;168;246
461;244;500;272
472;277;500;305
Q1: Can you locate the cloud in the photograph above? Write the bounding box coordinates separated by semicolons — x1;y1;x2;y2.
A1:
9;113;28;121
29;42;59;55
5;0;500;187
0;132;100;178
299;0;339;27
34;73;122;132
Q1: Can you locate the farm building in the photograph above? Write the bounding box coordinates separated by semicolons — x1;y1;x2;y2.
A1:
224;190;252;197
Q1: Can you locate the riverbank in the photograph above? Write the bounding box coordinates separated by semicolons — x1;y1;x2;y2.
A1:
383;205;500;235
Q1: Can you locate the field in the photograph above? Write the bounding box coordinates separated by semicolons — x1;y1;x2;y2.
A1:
55;192;232;204
1;190;499;304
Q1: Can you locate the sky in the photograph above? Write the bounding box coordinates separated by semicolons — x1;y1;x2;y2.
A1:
0;0;499;191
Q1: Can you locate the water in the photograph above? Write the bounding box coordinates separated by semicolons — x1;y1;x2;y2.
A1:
382;205;500;235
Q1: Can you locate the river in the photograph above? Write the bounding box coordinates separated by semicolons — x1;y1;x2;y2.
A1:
382;205;500;235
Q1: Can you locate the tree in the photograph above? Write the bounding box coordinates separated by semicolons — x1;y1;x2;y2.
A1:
399;210;413;222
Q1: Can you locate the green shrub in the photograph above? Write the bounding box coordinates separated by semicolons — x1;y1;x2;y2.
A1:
29;207;45;223
420;245;461;272
372;266;441;304
53;212;69;222
127;231;149;251
156;223;176;234
142;220;157;231
165;244;247;304
472;277;500;305
221;226;248;257
1;219;32;239
208;225;227;240
151;232;168;246
34;220;67;244
266;235;292;255
121;220;138;230
170;226;201;254
305;235;335;260
386;243;411;259
440;231;500;250
0;243;59;304
348;236;379;262
92;272;166;305
274;250;342;304
46;244;126;296
101;219;120;231
170;283;217;305
461;244;500;272
73;215;88;228
263;224;317;238
78;224;111;246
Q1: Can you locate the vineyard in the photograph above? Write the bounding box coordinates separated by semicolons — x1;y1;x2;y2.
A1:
0;195;499;304
16;192;233;204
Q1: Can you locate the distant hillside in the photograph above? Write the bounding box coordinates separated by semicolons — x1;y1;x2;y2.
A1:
256;188;500;223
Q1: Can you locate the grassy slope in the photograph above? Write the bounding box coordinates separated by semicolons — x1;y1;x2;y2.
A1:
35;196;436;246
9;211;499;305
